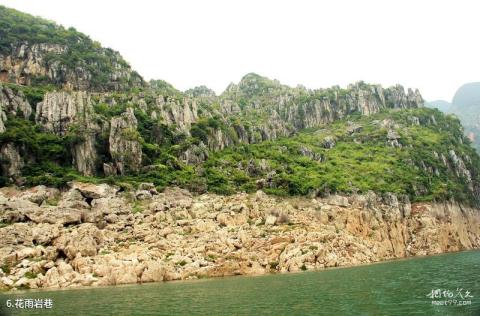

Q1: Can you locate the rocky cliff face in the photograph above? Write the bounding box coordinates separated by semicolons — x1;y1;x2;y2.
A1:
108;108;142;175
0;6;144;92
0;85;32;132
0;85;32;182
122;77;423;165
35;91;99;176
36;91;93;135
0;184;478;290
152;96;198;132
1;43;66;85
0;143;23;181
0;42;144;92
2;75;423;179
222;76;423;131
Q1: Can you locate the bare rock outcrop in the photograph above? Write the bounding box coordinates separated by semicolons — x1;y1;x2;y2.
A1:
109;108;142;175
36;91;92;135
53;224;103;260
0;184;478;291
0;85;32;132
0;42;144;91
36;91;99;175
0;143;24;181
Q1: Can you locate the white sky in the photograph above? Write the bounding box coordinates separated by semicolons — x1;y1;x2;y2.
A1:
1;0;479;101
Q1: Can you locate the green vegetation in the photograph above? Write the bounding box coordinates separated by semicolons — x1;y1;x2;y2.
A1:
117;108;480;206
190;116;224;144
0;5;478;207
132;201;144;214
24;271;38;279
0;116;85;187
193;108;479;204
2;101;478;206
149;79;184;101
93;102;128;118
3;83;55;107
1;263;10;274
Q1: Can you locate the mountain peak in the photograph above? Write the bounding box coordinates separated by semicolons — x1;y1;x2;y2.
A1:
452;82;480;107
0;5;144;91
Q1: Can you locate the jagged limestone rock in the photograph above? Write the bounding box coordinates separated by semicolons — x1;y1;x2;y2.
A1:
180;142;209;164
0;143;23;180
0;42;143;91
321;136;336;149
0;85;32;132
36;91;99;175
185;86;216;98
346;121;363;134
298;146;323;162
0;86;31;180
72;132;98;176
36;91;92;135
24;76;425;176
387;129;401;147
0;43;67;86
1;185;478;290
154;97;198;132
448;150;472;184
109;108;142;175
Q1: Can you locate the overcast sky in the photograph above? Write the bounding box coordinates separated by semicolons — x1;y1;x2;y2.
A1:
1;0;479;101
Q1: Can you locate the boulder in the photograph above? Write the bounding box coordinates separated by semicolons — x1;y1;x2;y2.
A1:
69;182;118;199
25;207;82;225
346;122;362;134
31;224;61;245
41;267;62;288
140;261;165;282
19;185;59;205
387;129;401;147
327;195;350;207
53;224;103;259
139;183;159;195
136;190;153;200
265;215;277;226
322;136;336;149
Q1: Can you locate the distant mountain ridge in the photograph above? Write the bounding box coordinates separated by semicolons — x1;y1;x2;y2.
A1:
426;99;451;112
427;82;480;151
453;82;480;107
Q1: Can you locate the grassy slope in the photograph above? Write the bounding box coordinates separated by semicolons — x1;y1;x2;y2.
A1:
198;108;479;203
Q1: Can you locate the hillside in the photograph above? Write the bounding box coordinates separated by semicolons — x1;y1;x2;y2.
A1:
1;75;479;206
0;6;478;208
0;5;144;91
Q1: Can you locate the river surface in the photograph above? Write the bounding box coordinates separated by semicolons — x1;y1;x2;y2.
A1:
1;250;479;315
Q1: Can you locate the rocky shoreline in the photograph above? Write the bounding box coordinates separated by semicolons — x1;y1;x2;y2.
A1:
0;183;479;291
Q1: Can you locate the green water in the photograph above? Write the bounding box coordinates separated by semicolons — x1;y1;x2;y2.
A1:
1;251;479;316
